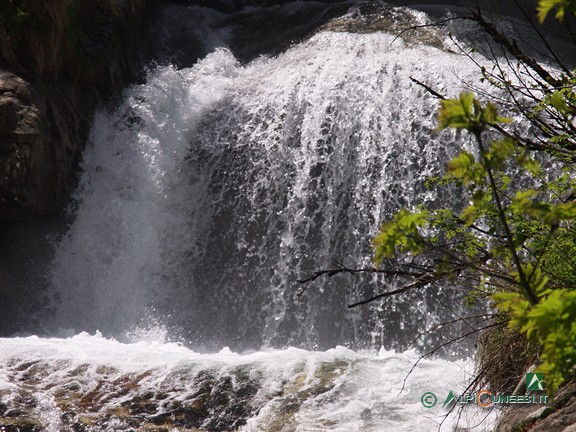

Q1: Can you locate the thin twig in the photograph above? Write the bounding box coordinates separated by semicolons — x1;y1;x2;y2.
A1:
347;266;464;308
410;76;446;100
399;321;505;395
408;313;497;347
390;16;471;46
296;261;423;297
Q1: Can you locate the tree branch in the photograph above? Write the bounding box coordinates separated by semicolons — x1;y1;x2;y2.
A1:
296;259;424;297
347;266;463;308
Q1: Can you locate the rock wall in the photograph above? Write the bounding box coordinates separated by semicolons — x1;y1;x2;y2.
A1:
0;0;146;219
0;71;94;219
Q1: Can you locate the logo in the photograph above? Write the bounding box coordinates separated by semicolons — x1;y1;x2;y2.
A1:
442;390;456;408
421;392;437;408
476;389;493;408
421;375;548;410
526;373;545;391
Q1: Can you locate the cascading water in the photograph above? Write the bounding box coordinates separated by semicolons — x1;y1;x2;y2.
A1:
47;7;482;351
1;3;504;431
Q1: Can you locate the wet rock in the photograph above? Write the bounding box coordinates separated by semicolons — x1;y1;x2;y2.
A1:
321;2;448;49
0;355;353;431
495;381;576;432
0;418;43;432
167;367;261;431
0;0;148;220
224;2;354;62
123;391;158;415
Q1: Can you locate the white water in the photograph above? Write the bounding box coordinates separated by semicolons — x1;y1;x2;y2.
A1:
2;3;504;430
47;13;487;351
0;333;496;431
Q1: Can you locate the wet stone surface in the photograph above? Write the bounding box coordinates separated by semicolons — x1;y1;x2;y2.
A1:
0;356;348;431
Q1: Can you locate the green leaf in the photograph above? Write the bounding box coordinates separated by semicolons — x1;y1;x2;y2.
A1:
372;209;429;264
447;152;475;178
437;92;475;130
537;0;576;22
548;91;572;115
543;202;576;225
510;189;537;214
460;204;480;226
482;102;512;125
447;152;485;184
487;138;516;168
538;0;559;21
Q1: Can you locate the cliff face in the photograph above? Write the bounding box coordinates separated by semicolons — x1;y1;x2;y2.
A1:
0;71;93;219
0;0;146;219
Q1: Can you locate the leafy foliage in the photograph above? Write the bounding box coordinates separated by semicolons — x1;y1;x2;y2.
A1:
374;75;576;391
493;288;576;392
372;208;429;261
537;0;576;22
437;92;511;132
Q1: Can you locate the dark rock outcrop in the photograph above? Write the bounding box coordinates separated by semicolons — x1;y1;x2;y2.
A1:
0;0;146;219
0;0;146;91
223;1;354;62
0;71;94;218
172;0;345;14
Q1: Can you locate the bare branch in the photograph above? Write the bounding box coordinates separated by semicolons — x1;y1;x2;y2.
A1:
469;8;562;87
410;76;446;100
296;260;424;297
347;267;464;308
390;16;471;46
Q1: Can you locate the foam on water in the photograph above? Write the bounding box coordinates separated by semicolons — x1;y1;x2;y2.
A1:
0;333;496;431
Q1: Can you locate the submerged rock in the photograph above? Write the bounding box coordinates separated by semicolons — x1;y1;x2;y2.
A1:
1;353;349;431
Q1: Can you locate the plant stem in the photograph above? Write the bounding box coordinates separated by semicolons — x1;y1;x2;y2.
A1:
474;130;539;305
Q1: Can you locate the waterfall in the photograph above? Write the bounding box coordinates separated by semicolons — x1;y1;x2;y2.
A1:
46;6;486;352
